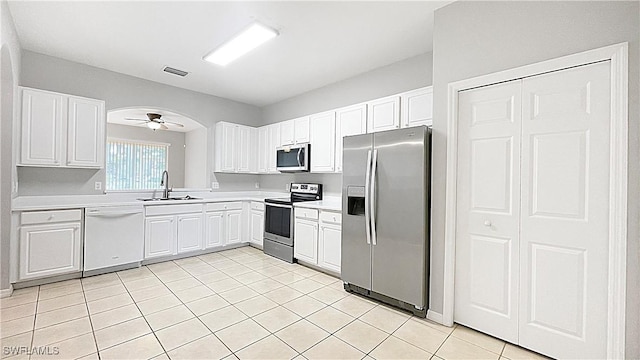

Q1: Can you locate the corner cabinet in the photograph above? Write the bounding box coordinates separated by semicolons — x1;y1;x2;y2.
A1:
214;122;257;174
19;209;83;280
20;87;105;168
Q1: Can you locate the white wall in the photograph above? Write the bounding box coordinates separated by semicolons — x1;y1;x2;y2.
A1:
1;0;21;291
261;52;432;124
430;2;639;357
184;127;208;188
259;52;433;194
18;51;263;195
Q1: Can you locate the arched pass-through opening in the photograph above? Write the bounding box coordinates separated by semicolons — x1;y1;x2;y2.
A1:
106;107;209;190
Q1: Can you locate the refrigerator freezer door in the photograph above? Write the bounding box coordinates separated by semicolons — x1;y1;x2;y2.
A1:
371;126;429;308
341;133;373;290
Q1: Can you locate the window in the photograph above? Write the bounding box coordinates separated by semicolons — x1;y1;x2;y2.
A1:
106;139;168;190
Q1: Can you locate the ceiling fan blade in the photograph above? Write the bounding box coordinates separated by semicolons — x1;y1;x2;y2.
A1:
163;121;185;127
160;124;169;130
123;117;148;122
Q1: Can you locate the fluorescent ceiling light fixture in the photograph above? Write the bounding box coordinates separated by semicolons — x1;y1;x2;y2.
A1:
204;22;278;66
147;121;162;130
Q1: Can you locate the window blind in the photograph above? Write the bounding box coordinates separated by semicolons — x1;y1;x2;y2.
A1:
106;139;169;190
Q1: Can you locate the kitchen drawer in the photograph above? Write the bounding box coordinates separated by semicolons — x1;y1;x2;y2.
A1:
251;201;265;211
206;202;242;212
21;209;82;225
146;203;203;216
295;208;318;220
320;211;341;225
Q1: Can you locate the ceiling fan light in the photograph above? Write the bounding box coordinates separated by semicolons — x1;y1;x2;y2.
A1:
147;121;162;130
204;22;278;66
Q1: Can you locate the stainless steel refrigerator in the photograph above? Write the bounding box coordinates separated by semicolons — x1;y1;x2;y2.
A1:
341;126;430;317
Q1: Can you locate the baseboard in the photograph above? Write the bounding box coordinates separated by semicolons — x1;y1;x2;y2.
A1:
0;285;14;298
427;309;444;324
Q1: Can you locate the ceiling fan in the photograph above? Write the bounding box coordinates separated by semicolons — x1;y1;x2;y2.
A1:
123;113;185;131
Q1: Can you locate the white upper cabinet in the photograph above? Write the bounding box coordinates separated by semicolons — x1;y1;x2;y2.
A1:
214;122;237;172
294;116;310;144
67;96;105;168
257;126;269;173
214;122;257;173
236;126;255;173
281;117;310;146
267;123;281;173
20;87;105;168
367;95;400;133
310;111;336;173
280;119;295;146
335;104;367;173
401;86;433;128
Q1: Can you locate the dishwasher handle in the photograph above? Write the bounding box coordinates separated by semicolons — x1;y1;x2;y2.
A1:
86;209;143;217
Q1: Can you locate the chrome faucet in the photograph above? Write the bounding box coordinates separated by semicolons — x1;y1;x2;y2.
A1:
160;170;171;199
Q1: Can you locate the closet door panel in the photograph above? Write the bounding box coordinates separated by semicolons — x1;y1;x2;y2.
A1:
454;79;521;344
519;61;610;359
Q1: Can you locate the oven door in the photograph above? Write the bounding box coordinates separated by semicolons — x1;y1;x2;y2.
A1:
264;203;293;246
276;144;309;172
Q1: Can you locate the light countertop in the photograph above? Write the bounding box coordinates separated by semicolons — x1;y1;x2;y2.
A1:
12;191;288;211
293;196;342;212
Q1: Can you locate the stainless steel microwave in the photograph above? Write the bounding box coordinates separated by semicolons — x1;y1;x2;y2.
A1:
276;143;310;172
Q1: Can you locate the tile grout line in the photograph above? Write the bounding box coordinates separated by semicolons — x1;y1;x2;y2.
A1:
114;269;172;360
79;277;103;360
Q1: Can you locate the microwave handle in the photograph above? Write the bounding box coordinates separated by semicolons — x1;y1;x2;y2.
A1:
297;148;302;167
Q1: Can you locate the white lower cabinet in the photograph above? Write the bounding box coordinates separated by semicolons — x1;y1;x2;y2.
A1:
294;218;318;264
176;214;203;253
19;209;83;280
145;216;176;259
293;208;341;273
226;209;243;245
205;211;225;248
249;202;265;247
144;204;203;259
204;202;246;249
318;211;342;273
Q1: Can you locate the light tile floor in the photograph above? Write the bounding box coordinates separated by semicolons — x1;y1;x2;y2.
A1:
0;246;551;360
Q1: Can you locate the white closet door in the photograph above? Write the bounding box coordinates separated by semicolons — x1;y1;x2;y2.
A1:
455;79;522;344
519;61;610;359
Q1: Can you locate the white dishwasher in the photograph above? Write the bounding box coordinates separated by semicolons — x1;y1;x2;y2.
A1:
84;205;144;272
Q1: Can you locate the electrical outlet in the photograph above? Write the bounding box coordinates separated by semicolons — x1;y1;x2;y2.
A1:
211;182;220;189
285;183;290;191
94;182;102;190
255;182;260;189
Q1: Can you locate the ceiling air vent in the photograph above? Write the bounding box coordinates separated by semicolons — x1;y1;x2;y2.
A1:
163;66;188;77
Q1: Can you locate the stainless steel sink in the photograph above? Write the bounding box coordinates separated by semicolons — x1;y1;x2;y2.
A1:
138;196;201;202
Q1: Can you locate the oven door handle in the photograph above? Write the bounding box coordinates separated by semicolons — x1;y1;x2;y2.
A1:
265;203;293;209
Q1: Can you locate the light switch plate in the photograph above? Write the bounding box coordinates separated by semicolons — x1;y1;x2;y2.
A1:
211;182;220;189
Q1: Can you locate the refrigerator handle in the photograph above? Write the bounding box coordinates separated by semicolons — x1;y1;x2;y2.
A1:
364;149;372;245
371;149;378;245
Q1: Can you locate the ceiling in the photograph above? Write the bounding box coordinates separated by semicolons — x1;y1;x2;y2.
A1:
108;108;204;133
8;1;450;107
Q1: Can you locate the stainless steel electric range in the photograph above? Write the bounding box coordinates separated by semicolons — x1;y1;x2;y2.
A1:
263;183;322;263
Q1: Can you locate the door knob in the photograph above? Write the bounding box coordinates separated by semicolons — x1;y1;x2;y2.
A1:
484;220;492;227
